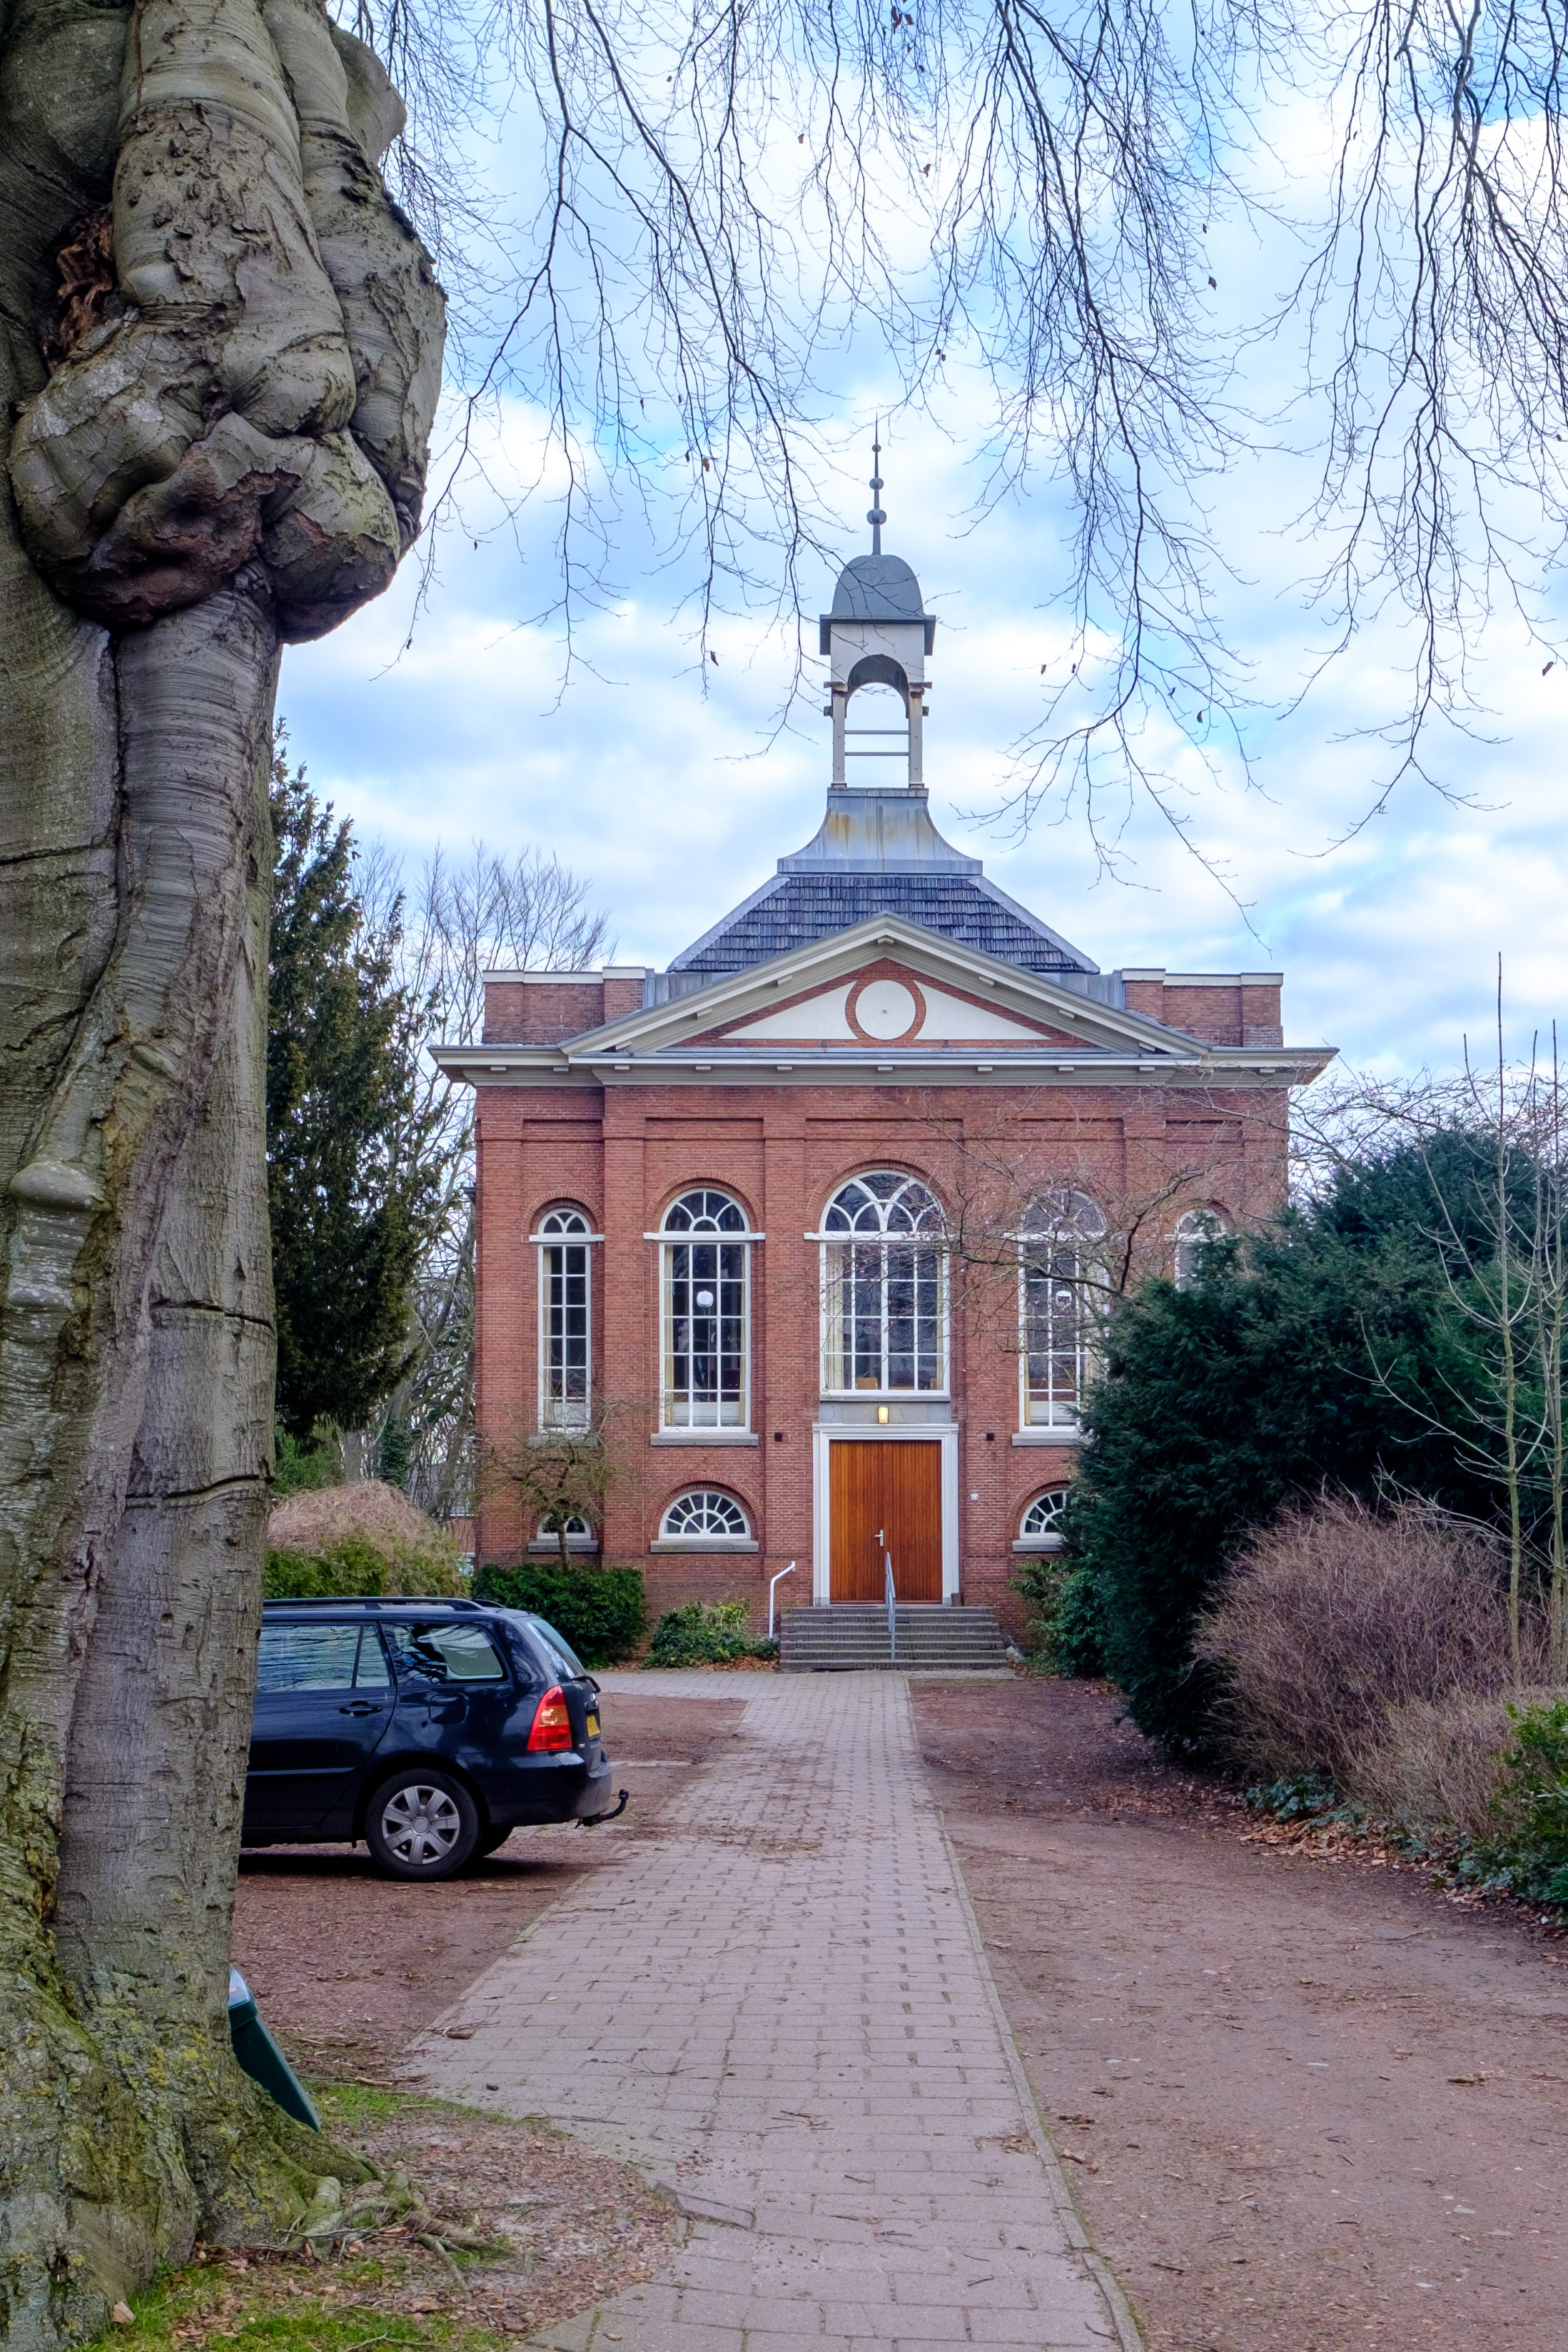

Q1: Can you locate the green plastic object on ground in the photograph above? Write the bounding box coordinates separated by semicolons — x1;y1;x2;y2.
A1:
228;1968;320;2129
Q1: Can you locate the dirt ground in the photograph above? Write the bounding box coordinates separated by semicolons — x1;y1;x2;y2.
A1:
911;1675;1568;2352
232;1692;746;2081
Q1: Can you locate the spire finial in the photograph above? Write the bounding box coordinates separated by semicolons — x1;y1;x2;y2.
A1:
866;423;886;556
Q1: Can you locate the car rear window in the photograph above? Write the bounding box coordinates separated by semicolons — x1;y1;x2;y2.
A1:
522;1614;588;1683
387;1621;508;1682
257;1623;385;1692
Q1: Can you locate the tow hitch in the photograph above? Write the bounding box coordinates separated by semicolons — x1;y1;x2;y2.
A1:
580;1787;630;1828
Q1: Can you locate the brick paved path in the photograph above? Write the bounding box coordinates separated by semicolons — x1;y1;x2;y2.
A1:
412;1671;1140;2352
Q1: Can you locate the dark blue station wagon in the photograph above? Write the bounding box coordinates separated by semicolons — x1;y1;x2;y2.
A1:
243;1598;618;1878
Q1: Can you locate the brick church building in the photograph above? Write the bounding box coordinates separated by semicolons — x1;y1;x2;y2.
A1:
435;513;1332;1641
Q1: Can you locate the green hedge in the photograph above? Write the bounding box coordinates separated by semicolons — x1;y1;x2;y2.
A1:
472;1563;648;1666
1478;1697;1568;1906
265;1535;460;1599
646;1600;777;1667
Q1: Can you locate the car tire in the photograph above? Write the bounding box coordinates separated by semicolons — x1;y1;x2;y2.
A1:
476;1824;515;1857
364;1769;480;1880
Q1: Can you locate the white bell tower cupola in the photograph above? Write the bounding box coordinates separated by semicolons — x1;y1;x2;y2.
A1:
818;435;937;792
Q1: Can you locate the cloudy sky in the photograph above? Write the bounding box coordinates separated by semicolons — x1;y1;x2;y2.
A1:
279;320;1568;1082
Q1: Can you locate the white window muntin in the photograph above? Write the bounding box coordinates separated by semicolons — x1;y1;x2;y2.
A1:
1173;1206;1229;1289
659;1188;752;1430
819;1171;949;1396
659;1488;752;1541
1018;1191;1106;1430
537;1205;592;1429
1018;1489;1068;1550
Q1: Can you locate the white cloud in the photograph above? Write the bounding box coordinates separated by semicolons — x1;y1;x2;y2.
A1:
280;390;1568;1081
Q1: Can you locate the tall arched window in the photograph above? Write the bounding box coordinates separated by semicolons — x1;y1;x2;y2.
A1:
1173;1207;1230;1289
820;1171;946;1395
537;1205;591;1428
1019;1191;1106;1429
660;1189;750;1428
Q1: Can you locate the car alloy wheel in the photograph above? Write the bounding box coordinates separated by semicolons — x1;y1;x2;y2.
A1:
365;1767;480;1879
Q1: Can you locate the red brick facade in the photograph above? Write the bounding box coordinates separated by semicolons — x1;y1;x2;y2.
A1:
447;954;1321;1641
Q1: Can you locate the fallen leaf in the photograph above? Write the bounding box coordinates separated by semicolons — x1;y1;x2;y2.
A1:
111;2305;134;2327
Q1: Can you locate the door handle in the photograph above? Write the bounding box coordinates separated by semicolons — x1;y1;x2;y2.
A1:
339;1702;383;1716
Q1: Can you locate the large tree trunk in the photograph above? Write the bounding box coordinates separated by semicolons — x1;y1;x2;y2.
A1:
0;0;442;2340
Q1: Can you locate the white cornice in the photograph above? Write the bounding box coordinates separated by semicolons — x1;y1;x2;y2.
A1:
431;1042;1335;1092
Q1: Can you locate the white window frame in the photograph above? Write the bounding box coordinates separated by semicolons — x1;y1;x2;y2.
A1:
1013;1488;1069;1553
815;1171;949;1400
1173;1206;1230;1289
535;1206;597;1430
651;1487;759;1551
527;1512;599;1555
1017;1191;1106;1434
658;1189;753;1432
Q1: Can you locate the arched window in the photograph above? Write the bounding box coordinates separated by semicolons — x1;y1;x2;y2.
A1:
821;1171;946;1395
659;1489;752;1542
537;1204;591;1428
1018;1490;1068;1550
529;1512;597;1555
1173;1207;1230;1289
1019;1191;1106;1430
660;1189;750;1428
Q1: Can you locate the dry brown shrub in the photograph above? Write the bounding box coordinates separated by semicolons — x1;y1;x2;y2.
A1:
1355;1687;1565;1839
1195;1493;1547;1790
267;1481;462;1593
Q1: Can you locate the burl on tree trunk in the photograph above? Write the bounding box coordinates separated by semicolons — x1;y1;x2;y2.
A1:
0;0;442;2339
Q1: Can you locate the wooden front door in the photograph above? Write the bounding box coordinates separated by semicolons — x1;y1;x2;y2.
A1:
829;1440;943;1603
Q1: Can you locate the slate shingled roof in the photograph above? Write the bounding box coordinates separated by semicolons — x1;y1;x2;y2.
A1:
669;872;1091;979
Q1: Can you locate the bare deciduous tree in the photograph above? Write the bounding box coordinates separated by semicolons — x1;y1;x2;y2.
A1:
1;0;440;2332
350;0;1568;837
355;842;612;1514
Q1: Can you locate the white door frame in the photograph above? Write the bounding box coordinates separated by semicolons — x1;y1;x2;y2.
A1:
811;1423;960;1605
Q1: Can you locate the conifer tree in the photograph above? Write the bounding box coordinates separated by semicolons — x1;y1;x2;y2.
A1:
267;747;444;1440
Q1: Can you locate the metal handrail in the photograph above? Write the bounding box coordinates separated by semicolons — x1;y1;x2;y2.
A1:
768;1560;796;1640
885;1550;897;1665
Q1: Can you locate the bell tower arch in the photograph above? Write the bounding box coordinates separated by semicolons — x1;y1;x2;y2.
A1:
819;435;938;791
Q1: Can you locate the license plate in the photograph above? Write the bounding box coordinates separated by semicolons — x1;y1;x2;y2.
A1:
585;1712;600;1738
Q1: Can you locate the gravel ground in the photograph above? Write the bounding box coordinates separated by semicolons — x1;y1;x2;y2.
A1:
911;1673;1568;2352
232;1692;747;2081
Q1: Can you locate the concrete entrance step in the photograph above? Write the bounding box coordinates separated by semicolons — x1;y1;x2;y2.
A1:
778;1603;1013;1673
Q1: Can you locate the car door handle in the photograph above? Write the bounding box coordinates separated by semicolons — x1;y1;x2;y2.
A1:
339;1702;383;1716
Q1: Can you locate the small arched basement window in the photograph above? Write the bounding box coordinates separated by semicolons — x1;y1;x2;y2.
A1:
657;1489;755;1547
1017;1490;1068;1550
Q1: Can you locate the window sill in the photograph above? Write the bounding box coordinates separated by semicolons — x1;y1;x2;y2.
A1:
529;1428;597;1447
648;1538;760;1553
525;1540;600;1556
1012;1536;1066;1553
1012;1428;1084;1446
650;1429;758;1445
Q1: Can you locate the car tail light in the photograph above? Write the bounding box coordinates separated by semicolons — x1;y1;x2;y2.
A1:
527;1685;573;1752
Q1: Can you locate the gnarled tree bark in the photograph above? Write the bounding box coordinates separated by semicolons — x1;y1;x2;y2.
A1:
0;0;442;2338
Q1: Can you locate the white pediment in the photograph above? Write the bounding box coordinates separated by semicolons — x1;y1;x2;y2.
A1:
721;966;1056;1046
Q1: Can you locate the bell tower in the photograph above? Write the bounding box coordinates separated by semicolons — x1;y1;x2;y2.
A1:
819;434;938;792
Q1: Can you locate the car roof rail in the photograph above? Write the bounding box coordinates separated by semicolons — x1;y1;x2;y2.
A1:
261;1594;487;1612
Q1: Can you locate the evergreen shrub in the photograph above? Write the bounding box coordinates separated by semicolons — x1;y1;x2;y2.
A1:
646;1600;777;1667
472;1563;648;1665
1071;1134;1509;1752
1481;1697;1568;1905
